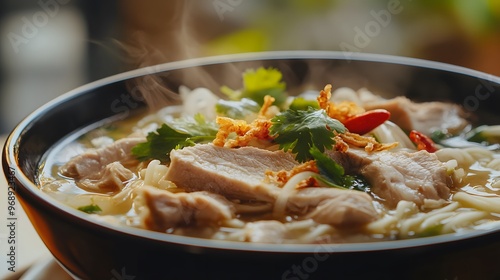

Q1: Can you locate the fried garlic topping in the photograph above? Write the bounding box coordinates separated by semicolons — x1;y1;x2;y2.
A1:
214;95;275;148
317;84;365;123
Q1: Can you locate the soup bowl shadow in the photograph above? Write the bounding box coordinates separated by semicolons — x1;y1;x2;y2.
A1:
3;51;500;280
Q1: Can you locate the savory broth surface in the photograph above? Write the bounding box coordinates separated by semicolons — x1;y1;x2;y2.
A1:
38;68;500;244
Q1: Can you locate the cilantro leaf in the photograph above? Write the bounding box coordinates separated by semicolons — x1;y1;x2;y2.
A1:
78;204;102;214
310;146;344;183
314;174;369;192
215;98;261;120
168;114;219;137
132;115;217;163
269;108;346;162
310;146;370;191
132;124;193;163
221;67;288;107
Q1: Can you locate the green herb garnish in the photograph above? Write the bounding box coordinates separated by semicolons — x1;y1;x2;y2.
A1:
168;114;219;137
215;98;261;120
78;204;102;214
132;114;217;163
221;67;288;107
269;107;346;162
309;146;370;191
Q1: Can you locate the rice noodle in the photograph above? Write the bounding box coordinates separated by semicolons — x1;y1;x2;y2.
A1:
453;192;500;213
441;211;487;233
298;224;334;243
37;81;500;244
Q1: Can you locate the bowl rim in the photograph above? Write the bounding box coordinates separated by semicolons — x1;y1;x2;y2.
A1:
4;50;500;254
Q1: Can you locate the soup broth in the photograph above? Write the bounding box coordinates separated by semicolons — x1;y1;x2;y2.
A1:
38;68;500;244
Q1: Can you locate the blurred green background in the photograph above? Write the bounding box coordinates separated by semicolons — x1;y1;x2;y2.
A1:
1;0;499;133
121;0;500;74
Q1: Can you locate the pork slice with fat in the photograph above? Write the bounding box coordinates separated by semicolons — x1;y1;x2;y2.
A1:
328;149;451;208
165;144;298;202
363;96;467;135
60;137;145;178
138;187;235;232
78;162;135;193
286;188;378;227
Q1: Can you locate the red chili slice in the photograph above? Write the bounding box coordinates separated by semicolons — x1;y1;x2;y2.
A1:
343;109;391;135
409;130;438;153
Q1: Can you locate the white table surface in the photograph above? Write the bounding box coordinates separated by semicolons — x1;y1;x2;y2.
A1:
0;135;71;279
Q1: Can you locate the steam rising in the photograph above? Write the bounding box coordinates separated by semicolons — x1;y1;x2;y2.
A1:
113;1;413;113
118;0;211;111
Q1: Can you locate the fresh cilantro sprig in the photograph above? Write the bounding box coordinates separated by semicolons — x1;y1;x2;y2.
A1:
132;124;192;163
168;114;219;137
309;146;344;183
309;146;370;191
215;98;261;121
269;107;346;162
220;67;288;107
132;114;217;163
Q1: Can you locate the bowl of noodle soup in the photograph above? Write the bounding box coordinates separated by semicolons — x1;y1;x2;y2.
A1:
3;51;500;279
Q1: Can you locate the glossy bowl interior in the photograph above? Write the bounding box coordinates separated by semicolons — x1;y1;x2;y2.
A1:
3;51;500;279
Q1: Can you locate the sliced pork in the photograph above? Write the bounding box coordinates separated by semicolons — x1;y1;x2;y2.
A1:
78;162;134;193
139;187;235;232
166;144;380;226
328;149;452;208
362;96;467;135
60;137;145;178
287;188;378;226
331;87;467;136
165;144;298;202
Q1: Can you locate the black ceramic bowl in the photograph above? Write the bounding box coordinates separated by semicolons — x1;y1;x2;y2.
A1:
3;51;500;280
